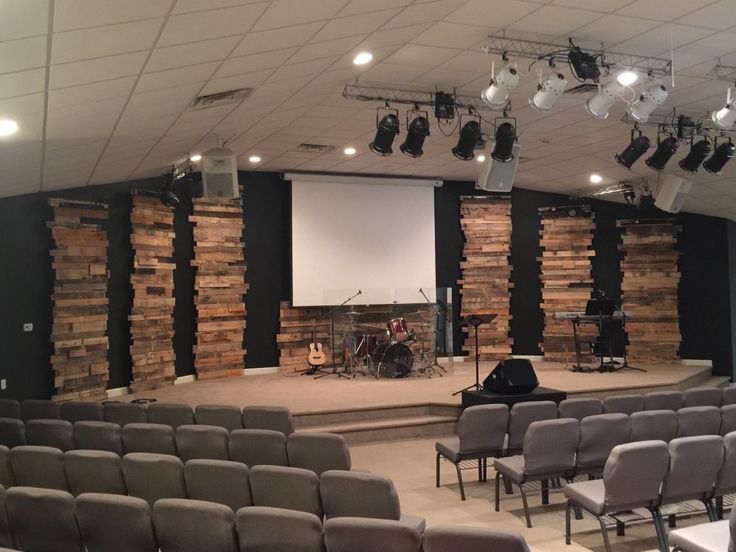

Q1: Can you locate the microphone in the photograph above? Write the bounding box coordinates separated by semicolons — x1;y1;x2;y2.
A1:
357;289;362;294
419;287;423;293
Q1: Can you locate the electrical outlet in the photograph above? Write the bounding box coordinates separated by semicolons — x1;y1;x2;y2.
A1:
22;323;33;332
1;380;7;390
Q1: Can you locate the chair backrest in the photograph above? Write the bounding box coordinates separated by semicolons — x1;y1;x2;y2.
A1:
64;450;126;496
506;401;558;452
644;391;683;411
677;406;722;437
74;421;123;455
185;459;252;512
324;517;422;552
0;447;13;488
76;493;157;552
320;470;400;521
236;506;325;552
602;394;644;415
0;401;20;420
0;486;12;548
457;404;508;454
175;425;229;461
146;403;194;429
523;418;580;477
243;406;295;436
26;419;75;451
122;423;177;455
422;525;531;552
0;418;25;448
722;405;736;436
10;445;68;491
103;402;147;426
630;410;677;442
195;405;243;432
21;399;60;421
122;452;186;506
557;398;602;421
6;487;83;552
60;401;103;424
229;429;288;467
576;413;631;473
661;436;725;504
153;498;238;552
715;432;736;496
602;441;670;512
287;433;351;476
683;387;722;408
250;465;322;517
722;387;736;407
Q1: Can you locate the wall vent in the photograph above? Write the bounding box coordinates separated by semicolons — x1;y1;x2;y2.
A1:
189;88;253;110
296;143;336;153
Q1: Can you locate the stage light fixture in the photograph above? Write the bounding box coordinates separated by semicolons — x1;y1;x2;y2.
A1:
589;174;603;184
645;135;679;172
678;138;712;173
491;122;517;163
703;138;735;175
400;110;430;158
617;71;638;86
481;65;519;110
452;117;482;161
615;128;650;169
712;91;736;130
369;108;400;156
159;188;180;209
585;81;622;119
530;72;567;112
627;83;668;123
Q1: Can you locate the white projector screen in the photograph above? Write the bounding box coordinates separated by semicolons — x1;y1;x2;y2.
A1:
291;175;437;307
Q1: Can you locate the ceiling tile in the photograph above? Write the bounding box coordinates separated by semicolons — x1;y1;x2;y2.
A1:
0;36;48;74
384;44;461;67
411;22;493;50
287;35;369;65
382;0;466;30
48;76;137;110
145;36;241;72
674;32;736;57
252;0;350;31
136;62;219;93
613;24;715;55
615;0;717;22
0;68;47;100
551;0;633;12
50;51;148;89
675;1;736;30
199;68;275;95
267;56;340;83
53;0;172;31
215;48;298;78
173;0;268;14
0;0;49;40
231;22;324;57
158;3;269;46
572;15;661;45
447;0;539;28
308;8;401;43
337;0;412;17
510;6;603;36
361;62;430;84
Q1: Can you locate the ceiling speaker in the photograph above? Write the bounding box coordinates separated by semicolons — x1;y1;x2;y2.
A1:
655;174;692;214
475;142;521;193
201;147;239;200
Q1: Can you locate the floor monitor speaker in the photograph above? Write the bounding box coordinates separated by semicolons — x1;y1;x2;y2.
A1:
483;359;539;395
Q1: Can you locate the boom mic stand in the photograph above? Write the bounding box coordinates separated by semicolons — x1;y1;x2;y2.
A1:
314;290;361;380
453;314;497;395
419;288;446;376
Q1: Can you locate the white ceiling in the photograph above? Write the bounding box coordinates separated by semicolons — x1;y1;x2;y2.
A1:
2;0;736;219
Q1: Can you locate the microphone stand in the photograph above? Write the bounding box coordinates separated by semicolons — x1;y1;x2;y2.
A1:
314;290;361;380
419;288;446;376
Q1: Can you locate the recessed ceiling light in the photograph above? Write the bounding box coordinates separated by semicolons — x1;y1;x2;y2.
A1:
616;71;638;87
190;154;202;162
589;174;603;184
249;155;261;163
344;146;356;155
353;52;373;66
0;119;18;137
476;154;486;163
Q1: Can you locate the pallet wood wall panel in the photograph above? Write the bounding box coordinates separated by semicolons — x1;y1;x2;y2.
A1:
618;220;681;364
128;194;176;392
190;197;247;379
539;208;596;363
278;302;332;374
458;196;513;360
48;199;110;401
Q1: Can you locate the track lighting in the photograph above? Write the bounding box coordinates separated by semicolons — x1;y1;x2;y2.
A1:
615;128;650;169
530;73;567;112
452;116;482;161
369;108;400;156
481;65;519;110
678;138;712;173
703;138;735;175
491;122;517;163
645;135;679;172
711;90;736;130
399;110;430;158
585;81;622;120
627;83;668;123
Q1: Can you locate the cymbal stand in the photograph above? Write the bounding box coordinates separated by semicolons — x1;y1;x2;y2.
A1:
315;290;360;380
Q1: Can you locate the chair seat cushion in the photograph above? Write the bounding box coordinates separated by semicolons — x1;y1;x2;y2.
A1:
669;520;729;552
435;438;460;463
493;456;525;484
563;480;605;515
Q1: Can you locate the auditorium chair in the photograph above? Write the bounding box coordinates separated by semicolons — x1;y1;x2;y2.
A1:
505;401;558;455
175;424;229;461
195;404;244;432
574;413;631;477
324;517;422;552
557;397;602;421
250;465;322;517
236;506;325;552
76;493;158;552
602;394;645;415
494;418;580;527
677;406;722;437
25;419;75;451
73;420;123;455
229;429;288;467
20;399;60;421
722;386;736;407
434;404;508;500
0;447;13;489
0;419;24;448
122;452;186;506
710;432;736;520
103;402;147;426
0;400;20;420
60;401;103;424
153;498;239;552
683;387;723;408
287;433;351;476
64;450;126;496
242;405;295;436
10;445;68;491
629;410;678;442
6;487;84;552
565;441;670;552
184;459;252;512
645;390;684;411
422;525;531;552
122;423;177;455
669;495;736;552
0;486;13;548
146;403;194;429
722;405;736;436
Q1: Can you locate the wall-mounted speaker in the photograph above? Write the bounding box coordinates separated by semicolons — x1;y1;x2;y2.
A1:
655;174;691;214
483;358;539;394
475;142;521;193
201;147;240;199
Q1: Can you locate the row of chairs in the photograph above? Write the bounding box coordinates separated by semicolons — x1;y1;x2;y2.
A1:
0;399;294;434
668;501;736;552
0;487;530;552
564;387;736;416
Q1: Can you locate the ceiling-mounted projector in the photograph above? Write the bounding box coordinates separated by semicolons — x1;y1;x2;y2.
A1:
201;146;240;199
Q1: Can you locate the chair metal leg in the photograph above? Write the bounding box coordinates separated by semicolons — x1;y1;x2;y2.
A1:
616;520;625;536
503;477;513;494
716;495;724;520
518;483;532;528
435;452;440;488
565;499;572;545
703;499;717;522
455;462;466;501
541;479;549;505
574;504;583;520
483;457;487;482
478;459;483;482
597;515;612;552
650;508;669;552
494;472;501;511
668;513;677;528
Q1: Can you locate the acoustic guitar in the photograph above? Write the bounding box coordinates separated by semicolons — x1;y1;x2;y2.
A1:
307;319;326;367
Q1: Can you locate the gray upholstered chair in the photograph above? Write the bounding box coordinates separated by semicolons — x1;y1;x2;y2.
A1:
103;402;147;426
287;433;350;476
250;465;322;517
0;447;13;489
557;398;602;421
122;452;186;507
236;506;325;552
76;493;157;552
10;445;68;491
722;387;736;407
20;399;60;421
677;406;722;437
6;487;83;552
602;394;645;415
683;387;722;408
195;404;243;432
494;418;580;527
60;401;103;424
0;418;25;448
630;410;678;442
64;450;126;496
229;429;288;467
184;459;252;512
506;401;558;455
0;486;13;548
645;390;684;411
26;419;75;451
324;517;422;552
574;413;631;477
73;421;123;454
565;441;670;552
146;403;194;429
175;424;229;461
0;401;20;420
153;498;238;552
711;432;736;521
422;525;531;552
122;422;177;455
669;497;736;552
242;406;294;436
721;405;736;436
434;404;508;500
320;470;425;534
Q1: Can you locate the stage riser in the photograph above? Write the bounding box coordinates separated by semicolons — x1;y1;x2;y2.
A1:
298;416;458;445
294;403;459;428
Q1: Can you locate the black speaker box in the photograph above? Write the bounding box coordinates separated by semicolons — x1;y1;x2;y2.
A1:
483;359;539;395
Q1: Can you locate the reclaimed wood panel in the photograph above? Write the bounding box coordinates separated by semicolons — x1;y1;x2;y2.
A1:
48;199;109;401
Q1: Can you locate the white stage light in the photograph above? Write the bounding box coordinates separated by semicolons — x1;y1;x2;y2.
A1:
530;73;567;112
711;90;736;130
585;81;622;119
481;65;519;110
627;83;668;123
616;71;638;86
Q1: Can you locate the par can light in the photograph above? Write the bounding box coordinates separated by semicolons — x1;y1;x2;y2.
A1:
369;112;400;156
679;138;712;174
491;122;517;163
645;135;679;172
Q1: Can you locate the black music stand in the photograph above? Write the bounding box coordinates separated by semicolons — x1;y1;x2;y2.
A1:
453;314;497;396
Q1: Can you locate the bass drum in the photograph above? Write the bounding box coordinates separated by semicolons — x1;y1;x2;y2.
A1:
373;343;413;378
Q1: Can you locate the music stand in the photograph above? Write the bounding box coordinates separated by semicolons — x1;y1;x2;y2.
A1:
452;314;497;396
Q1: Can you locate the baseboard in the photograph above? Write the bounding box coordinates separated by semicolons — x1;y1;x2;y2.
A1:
106;386;130;398
679;359;713;367
175;375;196;385
242;367;280;376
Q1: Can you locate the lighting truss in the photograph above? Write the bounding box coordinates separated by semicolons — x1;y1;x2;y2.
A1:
341;83;499;113
570;178;648;199
707;64;736;82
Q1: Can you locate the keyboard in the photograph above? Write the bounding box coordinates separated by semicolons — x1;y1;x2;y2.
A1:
554;311;629;321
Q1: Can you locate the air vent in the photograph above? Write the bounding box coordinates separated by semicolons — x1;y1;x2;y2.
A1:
189;88;253;110
296;143;336;153
565;83;599;94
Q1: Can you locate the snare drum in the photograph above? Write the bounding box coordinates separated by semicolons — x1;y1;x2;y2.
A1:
386;317;410;343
